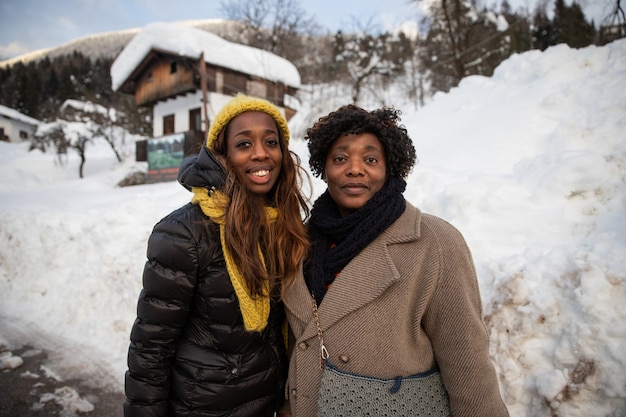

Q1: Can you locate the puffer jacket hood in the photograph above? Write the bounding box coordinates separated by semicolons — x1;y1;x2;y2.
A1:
178;146;226;191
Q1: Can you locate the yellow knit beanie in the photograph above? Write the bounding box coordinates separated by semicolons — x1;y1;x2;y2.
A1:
207;94;290;149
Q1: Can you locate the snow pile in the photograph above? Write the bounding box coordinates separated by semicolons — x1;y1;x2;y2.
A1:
36;387;95;415
0;39;625;416
0;350;24;370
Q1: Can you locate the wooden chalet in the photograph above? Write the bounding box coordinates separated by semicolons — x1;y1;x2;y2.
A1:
111;22;301;181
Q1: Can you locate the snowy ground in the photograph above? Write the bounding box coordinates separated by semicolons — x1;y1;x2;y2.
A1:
1;39;625;416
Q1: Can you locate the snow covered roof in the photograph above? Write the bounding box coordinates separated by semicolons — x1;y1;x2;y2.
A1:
110;22;301;91
61;99;122;122
0;104;41;126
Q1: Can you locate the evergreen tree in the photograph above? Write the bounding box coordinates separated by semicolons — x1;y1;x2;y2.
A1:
22;64;42;117
0;65;18;110
500;0;533;53
40;58;63;119
531;6;556;51
12;62;30;115
554;0;596;48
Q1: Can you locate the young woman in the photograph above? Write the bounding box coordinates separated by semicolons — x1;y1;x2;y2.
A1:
282;104;509;417
124;94;310;417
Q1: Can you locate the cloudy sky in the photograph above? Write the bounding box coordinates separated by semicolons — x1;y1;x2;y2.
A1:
0;0;614;60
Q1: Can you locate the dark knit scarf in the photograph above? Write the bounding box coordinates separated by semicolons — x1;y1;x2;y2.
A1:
304;177;407;305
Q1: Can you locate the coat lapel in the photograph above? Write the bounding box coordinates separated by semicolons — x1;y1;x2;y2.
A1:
283;266;316;339
284;203;422;341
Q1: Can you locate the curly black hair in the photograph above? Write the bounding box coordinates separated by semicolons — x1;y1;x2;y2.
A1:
306;104;417;180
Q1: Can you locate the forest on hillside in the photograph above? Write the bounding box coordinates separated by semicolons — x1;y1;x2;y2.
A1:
0;0;622;135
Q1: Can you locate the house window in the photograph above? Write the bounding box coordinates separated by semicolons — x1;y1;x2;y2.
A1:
224;71;247;95
170;61;178;74
189;108;202;132
163;114;175;134
20;130;28;139
0;127;7;141
147;72;153;82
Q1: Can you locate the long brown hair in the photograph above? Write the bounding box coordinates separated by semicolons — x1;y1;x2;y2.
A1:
212;119;310;298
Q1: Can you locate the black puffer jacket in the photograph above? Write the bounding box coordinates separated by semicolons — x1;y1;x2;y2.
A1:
124;147;288;417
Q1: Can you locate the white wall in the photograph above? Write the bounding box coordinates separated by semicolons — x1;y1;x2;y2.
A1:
150;91;287;138
152;91;203;137
0;116;37;143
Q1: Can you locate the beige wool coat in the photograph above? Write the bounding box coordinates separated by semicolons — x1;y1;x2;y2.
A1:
283;202;509;417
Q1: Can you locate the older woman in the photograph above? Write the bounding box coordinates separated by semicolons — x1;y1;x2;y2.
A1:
283;104;509;417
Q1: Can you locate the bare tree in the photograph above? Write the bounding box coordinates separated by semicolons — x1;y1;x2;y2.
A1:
62;100;130;161
34;120;92;178
395;42;426;109
599;0;626;44
417;0;514;93
31;100;134;178
219;0;319;61
332;18;412;104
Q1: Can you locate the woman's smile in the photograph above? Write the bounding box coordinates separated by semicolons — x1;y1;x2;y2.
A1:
226;111;283;196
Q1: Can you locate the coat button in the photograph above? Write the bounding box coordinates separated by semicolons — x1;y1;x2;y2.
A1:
230;367;239;376
339;354;349;363
298;342;308;351
291;389;297;398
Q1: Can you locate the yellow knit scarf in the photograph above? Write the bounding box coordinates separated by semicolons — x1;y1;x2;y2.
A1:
191;187;277;332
